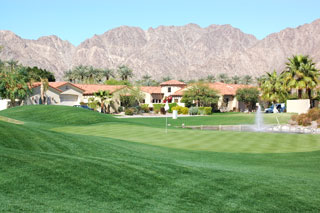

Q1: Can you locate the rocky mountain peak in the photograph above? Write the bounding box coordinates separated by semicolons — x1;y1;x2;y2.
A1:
0;19;319;81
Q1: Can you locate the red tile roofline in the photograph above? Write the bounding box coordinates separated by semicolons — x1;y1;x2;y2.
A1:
55;82;85;91
31;83;63;93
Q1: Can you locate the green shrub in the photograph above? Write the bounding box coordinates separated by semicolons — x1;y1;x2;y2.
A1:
189;107;198;115
168;103;177;113
141;104;150;113
181;107;189;115
125;108;135;116
118;106;124;112
172;106;189;115
198;107;205;115
204;107;212;115
153;104;164;112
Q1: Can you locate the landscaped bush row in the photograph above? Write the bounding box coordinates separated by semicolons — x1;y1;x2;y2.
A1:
172;106;189;115
153;104;164;114
189;107;212;115
291;108;320;126
123;105;212;116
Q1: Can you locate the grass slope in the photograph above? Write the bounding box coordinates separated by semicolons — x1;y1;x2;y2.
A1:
0;105;117;125
0;106;319;212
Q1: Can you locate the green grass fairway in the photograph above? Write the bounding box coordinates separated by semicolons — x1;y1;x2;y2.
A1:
0;105;320;212
55;123;320;153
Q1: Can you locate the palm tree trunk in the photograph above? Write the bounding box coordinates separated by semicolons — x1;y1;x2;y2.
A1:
298;89;303;99
307;88;312;100
40;80;45;105
100;101;104;113
10;97;15;107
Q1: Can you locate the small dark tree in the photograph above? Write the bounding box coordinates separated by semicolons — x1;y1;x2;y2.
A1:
236;87;259;111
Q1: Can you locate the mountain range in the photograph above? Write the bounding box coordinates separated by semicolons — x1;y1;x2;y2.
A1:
0;19;320;81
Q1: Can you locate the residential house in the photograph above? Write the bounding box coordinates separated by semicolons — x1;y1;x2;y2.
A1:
163;81;249;112
140;80;187;107
27;82;84;106
27;82;127;113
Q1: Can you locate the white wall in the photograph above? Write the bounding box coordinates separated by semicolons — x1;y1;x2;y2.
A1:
161;86;182;97
26;87;61;105
287;99;310;114
0;100;9;111
58;84;84;104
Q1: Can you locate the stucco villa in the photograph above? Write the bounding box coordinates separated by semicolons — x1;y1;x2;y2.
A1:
140;80;249;112
140;80;187;106
25;80;249;112
27;82;126;112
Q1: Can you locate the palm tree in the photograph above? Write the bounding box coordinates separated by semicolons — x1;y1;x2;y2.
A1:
206;75;216;83
142;74;152;86
101;68;114;81
64;70;74;82
7;59;19;71
93;90;113;113
255;75;267;87
73;65;88;83
231;75;241;84
261;70;287;104
242;75;253;85
162;76;172;82
117;65;133;81
217;73;229;83
282;55;320;99
87;66;100;83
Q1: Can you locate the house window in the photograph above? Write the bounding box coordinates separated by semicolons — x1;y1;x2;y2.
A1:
142;99;145;103
174;99;179;103
168;87;171;93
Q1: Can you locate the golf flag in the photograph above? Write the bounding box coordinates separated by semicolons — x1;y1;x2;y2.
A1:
164;101;170;111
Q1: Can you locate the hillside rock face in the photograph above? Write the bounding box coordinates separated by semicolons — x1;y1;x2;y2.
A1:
0;19;319;80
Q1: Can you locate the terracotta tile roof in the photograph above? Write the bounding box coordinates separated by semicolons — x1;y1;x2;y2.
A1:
140;86;162;94
171;82;251;97
160;80;187;86
74;84;126;95
172;88;187;96
31;82;63;93
208;82;251;95
31;82;85;92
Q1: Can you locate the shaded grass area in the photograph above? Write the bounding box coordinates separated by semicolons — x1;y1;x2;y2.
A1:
0;105;319;212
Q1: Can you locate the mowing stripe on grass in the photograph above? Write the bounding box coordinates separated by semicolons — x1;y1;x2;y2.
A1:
53;123;320;153
0;116;24;125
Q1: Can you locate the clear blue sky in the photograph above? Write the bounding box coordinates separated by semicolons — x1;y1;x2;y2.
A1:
1;0;320;45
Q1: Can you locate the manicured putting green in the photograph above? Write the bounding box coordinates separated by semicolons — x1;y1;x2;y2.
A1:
54;123;320;153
